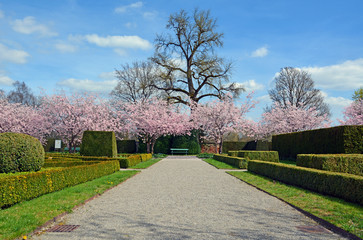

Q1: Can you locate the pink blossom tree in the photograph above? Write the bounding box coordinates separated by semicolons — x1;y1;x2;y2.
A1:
191;94;257;153
40;92;121;152
258;103;331;138
0;99;50;143
339;99;363;125
122;98;193;153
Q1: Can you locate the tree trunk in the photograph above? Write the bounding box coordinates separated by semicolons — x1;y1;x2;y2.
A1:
146;142;151;153
219;140;223;154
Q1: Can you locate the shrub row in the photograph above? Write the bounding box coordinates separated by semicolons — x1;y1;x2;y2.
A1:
0;161;120;208
272;125;363;160
43;161;100;168
228;150;279;163
119;154;153;168
222;140;272;153
296;154;363;176
213;154;247;169
117;140;136;153
248;160;363;205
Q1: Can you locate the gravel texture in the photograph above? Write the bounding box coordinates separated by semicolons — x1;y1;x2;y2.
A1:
32;156;346;240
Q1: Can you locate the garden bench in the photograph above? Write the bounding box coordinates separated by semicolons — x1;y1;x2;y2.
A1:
170;148;189;155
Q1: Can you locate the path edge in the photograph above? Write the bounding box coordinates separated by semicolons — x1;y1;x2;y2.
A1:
226;172;362;240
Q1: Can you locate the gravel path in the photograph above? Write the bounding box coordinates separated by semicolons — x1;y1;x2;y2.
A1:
32;156;346;240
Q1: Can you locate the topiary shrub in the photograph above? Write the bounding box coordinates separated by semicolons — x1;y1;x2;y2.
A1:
80;131;117;158
0;132;45;173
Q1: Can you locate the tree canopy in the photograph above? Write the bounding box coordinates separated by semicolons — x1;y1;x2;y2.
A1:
151;9;243;105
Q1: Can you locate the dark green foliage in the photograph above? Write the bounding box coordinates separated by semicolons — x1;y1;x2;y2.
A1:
80;131;117;158
272;125;363;160
153;153;167;158
116;140;136;153
222;140;272;153
213;154;247;169
222;141;248;153
248;160;363;205
154;135;172;154
171;132;200;154
0;160;120;208
228;150;279;163
296;154;363;176
119;154;153;168
0;133;45;173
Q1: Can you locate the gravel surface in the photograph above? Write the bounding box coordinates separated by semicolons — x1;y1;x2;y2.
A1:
32;156;346;240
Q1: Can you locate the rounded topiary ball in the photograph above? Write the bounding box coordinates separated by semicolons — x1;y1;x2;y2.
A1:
0;132;45;173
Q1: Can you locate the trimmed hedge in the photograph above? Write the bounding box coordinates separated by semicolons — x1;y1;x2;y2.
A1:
80;131;117;158
272;125;363;160
228;151;279;163
117;140;136;153
222;140;272;153
0;161;120;208
213;154;247;169
222;142;248;153
43;161;100;168
248;160;363;205
296;154;363;176
119;154;152;168
0;133;45;173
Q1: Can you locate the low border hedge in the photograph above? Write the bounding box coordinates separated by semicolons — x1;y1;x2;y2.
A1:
248;160;363;205
228;150;279;163
0;161;120;208
43;161;100;168
213;154;247;169
296;154;363;176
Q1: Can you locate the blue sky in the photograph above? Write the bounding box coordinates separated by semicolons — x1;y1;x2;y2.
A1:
0;0;362;123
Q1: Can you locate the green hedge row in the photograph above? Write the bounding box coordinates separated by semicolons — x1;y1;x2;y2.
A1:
43;161;100;168
272;125;363;160
248;160;363;205
213;154;247;169
119;154;153;168
228;151;279;163
222;141;272;153
296;154;363;176
0;161;120;208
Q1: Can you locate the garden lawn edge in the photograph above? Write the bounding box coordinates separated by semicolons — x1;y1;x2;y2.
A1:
28;171;140;239
227;172;362;240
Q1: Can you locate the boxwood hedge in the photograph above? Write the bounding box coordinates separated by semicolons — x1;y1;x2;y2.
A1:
248;160;363;205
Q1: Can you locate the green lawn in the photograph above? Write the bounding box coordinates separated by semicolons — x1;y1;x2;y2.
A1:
131;158;163;169
228;171;363;239
202;158;239;169
0;170;139;240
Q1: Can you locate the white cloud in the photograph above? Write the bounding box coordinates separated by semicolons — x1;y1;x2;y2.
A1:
143;11;157;19
0;75;15;86
302;58;363;90
115;1;143;13
321;91;353;108
57;78;118;93
240;79;265;92
251;46;268;58
0;43;30;64
83;34;152;50
55;43;78;53
11;16;57;37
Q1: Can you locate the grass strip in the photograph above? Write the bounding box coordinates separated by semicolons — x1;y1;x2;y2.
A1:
0;170;139;240
131;158;163;169
228;171;363;239
203;158;239;169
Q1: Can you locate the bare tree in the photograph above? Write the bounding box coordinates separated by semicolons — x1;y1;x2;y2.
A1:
111;61;160;103
150;9;243;105
268;67;331;116
7;81;39;106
